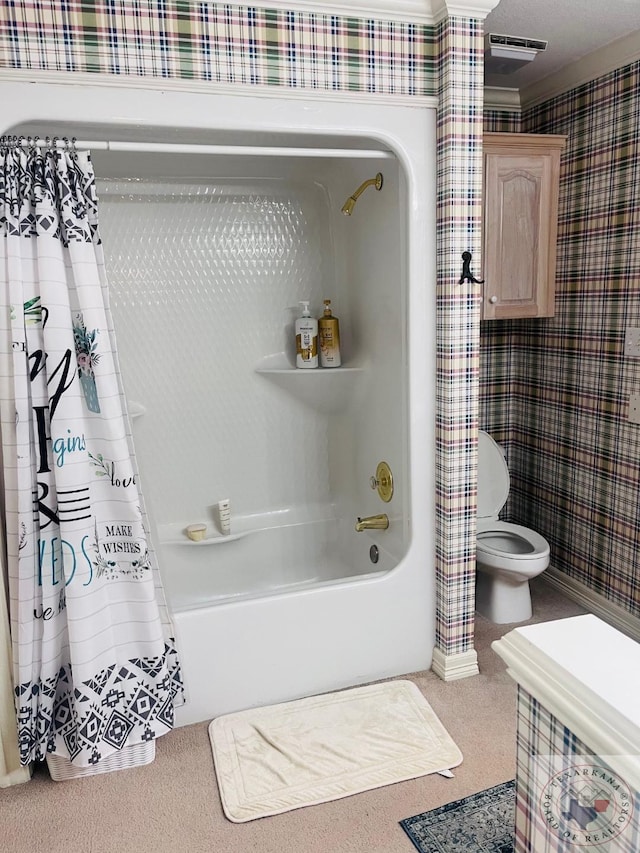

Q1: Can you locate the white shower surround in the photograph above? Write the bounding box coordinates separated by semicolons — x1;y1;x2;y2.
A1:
1;80;437;726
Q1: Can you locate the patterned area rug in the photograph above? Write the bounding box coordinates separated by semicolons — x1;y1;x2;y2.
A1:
400;780;515;853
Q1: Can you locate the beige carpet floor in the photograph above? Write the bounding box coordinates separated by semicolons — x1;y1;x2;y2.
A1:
1;578;585;853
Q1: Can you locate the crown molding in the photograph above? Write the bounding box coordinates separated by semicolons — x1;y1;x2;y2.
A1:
0;69;439;110
215;0;500;25
521;28;640;109
483;86;521;112
431;0;500;21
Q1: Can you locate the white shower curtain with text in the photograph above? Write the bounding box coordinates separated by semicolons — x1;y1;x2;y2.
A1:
0;139;183;768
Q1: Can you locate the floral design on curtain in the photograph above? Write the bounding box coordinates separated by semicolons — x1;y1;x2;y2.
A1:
0;139;183;767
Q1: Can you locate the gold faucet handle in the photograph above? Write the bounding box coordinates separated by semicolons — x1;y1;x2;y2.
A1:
369;461;394;502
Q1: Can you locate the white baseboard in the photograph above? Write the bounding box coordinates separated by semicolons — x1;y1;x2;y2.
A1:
542;568;640;643
431;647;479;681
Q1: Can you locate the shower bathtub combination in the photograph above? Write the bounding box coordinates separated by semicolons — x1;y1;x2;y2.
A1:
2;80;437;726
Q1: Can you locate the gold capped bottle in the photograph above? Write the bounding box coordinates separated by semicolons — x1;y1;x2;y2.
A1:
318;299;341;367
295;301;318;368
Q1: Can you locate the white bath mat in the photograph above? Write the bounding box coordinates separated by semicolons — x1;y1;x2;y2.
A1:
209;680;463;822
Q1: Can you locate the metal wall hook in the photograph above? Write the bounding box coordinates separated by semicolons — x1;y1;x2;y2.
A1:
459;251;484;285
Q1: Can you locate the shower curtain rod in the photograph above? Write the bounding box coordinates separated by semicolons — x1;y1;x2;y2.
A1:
10;137;394;159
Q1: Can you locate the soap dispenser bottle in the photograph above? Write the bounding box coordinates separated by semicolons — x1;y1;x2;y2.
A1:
295;301;318;368
318;299;341;367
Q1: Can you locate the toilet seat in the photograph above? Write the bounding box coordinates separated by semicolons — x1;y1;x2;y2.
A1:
477;520;549;561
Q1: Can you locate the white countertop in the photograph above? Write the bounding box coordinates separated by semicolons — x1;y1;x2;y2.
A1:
492;613;640;789
514;614;640;730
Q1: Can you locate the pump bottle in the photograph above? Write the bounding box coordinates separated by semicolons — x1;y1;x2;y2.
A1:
295;301;318;368
318;299;341;367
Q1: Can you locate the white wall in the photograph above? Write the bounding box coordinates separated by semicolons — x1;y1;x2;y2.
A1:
97;151;408;570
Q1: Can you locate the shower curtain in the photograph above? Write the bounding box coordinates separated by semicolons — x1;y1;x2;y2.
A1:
0;528;30;786
0;138;183;768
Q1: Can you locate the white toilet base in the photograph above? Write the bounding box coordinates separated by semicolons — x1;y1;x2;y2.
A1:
475;569;533;624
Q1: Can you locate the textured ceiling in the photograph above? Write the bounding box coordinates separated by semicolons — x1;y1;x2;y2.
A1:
484;0;640;89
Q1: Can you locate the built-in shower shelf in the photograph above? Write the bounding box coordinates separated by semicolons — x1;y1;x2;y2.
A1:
128;400;146;419
255;353;366;413
157;508;332;549
158;521;252;545
163;531;250;546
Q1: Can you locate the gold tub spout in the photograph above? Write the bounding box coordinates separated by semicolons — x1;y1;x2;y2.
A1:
355;513;389;532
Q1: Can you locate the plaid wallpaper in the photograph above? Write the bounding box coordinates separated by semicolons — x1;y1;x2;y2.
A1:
0;2;485;661
479;110;521;464
480;61;640;620
434;15;483;657
0;1;436;94
483;107;521;133
515;687;639;851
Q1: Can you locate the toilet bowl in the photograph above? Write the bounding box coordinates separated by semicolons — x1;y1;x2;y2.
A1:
476;431;550;623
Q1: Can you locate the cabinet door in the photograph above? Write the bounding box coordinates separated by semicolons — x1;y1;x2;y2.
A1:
483;150;557;320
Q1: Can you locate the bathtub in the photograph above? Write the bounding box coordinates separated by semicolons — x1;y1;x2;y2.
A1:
2;80;437;726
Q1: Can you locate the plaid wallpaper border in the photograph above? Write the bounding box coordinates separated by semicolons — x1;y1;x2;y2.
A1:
434;16;483;657
481;61;640;619
0;1;437;95
515;687;639;852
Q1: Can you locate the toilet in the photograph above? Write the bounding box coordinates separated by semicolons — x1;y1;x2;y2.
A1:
476;430;550;623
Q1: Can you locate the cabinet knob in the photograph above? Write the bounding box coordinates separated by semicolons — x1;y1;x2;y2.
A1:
489;295;498;304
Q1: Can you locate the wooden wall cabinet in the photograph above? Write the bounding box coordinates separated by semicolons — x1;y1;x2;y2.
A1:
482;132;567;320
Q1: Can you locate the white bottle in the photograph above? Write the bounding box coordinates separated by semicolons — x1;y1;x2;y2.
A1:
295;301;318;368
217;499;231;535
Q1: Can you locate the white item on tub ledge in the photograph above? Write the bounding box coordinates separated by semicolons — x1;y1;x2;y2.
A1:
217;499;231;535
186;523;207;542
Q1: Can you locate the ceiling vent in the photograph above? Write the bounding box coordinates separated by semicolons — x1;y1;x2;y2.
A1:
485;33;548;75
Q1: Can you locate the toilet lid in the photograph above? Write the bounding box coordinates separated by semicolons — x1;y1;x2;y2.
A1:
477;430;510;518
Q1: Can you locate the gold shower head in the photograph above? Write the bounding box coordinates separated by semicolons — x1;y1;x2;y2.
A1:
341;172;383;215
